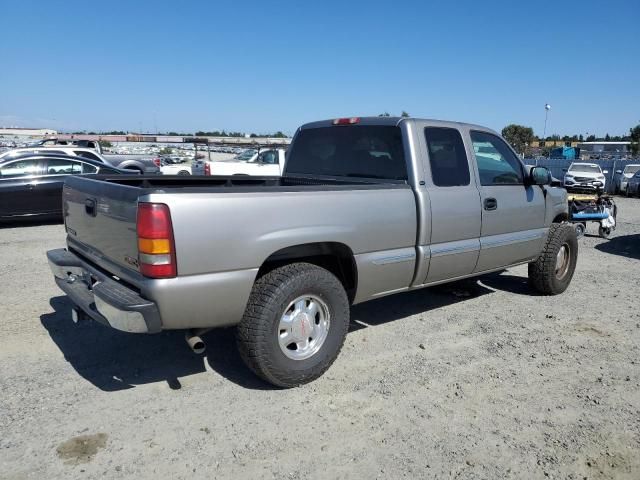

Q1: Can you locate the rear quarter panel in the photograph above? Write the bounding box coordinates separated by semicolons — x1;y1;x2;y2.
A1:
146;186;417;304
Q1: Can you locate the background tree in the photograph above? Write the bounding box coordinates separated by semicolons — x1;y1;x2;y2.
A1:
501;124;534;155
378;112;391;117
630;124;640;155
586;134;596;142
98;140;112;149
401;111;410;117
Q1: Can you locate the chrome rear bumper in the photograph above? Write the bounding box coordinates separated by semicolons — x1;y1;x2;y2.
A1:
47;248;161;333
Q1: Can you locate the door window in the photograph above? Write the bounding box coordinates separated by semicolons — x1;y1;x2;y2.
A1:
45;158;83;175
471;131;524;185
74;150;101;161
258;150;278;164
0;159;40;178
424;127;470;186
81;162;98;174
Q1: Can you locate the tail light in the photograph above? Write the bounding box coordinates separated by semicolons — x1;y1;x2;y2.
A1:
204;162;211;175
136;203;177;278
153;157;161;167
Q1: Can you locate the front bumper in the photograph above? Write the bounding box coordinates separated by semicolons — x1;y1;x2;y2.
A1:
47;248;161;333
564;180;604;190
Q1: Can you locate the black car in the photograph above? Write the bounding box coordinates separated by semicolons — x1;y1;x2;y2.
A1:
0;153;131;221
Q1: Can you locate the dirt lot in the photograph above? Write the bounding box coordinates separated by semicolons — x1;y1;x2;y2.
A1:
1;197;639;480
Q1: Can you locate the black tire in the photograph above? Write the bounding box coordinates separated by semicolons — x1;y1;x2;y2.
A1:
528;223;578;295
574;222;586;238
178;170;190;175
598;226;611;238
236;262;350;387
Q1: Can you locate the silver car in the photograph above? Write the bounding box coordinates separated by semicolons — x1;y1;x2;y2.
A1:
626;170;640;197
614;164;640;194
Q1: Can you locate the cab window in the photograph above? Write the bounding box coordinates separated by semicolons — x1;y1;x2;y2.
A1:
424;127;470;186
471;131;523;185
258;150;278;164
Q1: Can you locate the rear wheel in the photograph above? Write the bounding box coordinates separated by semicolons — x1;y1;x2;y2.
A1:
574;222;586;238
598;226;612;238
236;262;350;387
528;223;578;295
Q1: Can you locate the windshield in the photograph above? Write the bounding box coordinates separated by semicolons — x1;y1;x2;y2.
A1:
623;165;640;175
235;149;257;162
286;125;407;180
569;164;601;173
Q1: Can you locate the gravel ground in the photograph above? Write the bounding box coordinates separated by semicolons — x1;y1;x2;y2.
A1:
1;197;639;480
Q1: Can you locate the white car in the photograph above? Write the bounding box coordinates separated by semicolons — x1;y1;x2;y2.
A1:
563;162;608;191
193;149;286;176
160;158;191;175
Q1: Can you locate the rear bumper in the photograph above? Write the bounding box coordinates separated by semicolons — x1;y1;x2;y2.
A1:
47;248;161;333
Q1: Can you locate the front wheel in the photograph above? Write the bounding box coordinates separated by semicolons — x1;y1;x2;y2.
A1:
528;223;578;295
236;263;350;387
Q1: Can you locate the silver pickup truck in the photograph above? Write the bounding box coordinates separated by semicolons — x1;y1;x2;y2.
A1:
47;117;577;387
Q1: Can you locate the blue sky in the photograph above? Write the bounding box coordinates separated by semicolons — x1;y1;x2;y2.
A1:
1;0;638;137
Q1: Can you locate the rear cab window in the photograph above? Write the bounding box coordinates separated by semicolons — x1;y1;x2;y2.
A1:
285;125;407;180
424;127;470;186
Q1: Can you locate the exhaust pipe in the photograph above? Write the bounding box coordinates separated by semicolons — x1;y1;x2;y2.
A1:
185;328;211;354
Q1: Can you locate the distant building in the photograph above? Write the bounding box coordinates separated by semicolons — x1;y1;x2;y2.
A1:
0;127;57;136
577;141;630;159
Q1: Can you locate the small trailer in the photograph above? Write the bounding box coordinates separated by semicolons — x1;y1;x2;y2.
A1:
568;191;617;238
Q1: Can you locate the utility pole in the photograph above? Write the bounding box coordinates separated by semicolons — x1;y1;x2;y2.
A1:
543;103;551;141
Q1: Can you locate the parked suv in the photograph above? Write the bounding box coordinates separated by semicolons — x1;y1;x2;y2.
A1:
563;162;607;191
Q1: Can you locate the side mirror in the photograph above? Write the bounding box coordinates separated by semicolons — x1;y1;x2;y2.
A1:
615;169;622;174
529;166;552;186
562;168;568;172
602;170;608;174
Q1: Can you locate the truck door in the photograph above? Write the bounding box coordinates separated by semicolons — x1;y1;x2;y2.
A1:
422;127;482;283
470;131;546;272
256;150;281;175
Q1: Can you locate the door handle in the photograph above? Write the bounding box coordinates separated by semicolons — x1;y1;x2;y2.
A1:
484;197;498;211
85;198;97;217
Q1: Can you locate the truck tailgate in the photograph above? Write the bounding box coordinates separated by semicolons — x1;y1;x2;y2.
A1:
63;176;141;277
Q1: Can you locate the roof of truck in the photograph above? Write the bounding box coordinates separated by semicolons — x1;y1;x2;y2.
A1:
299;117;498;135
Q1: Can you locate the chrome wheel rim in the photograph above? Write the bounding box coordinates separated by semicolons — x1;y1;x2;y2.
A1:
555;244;570;280
278;295;330;360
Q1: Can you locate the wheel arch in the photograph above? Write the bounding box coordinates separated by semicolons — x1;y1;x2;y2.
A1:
258;242;358;303
553;212;569;223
